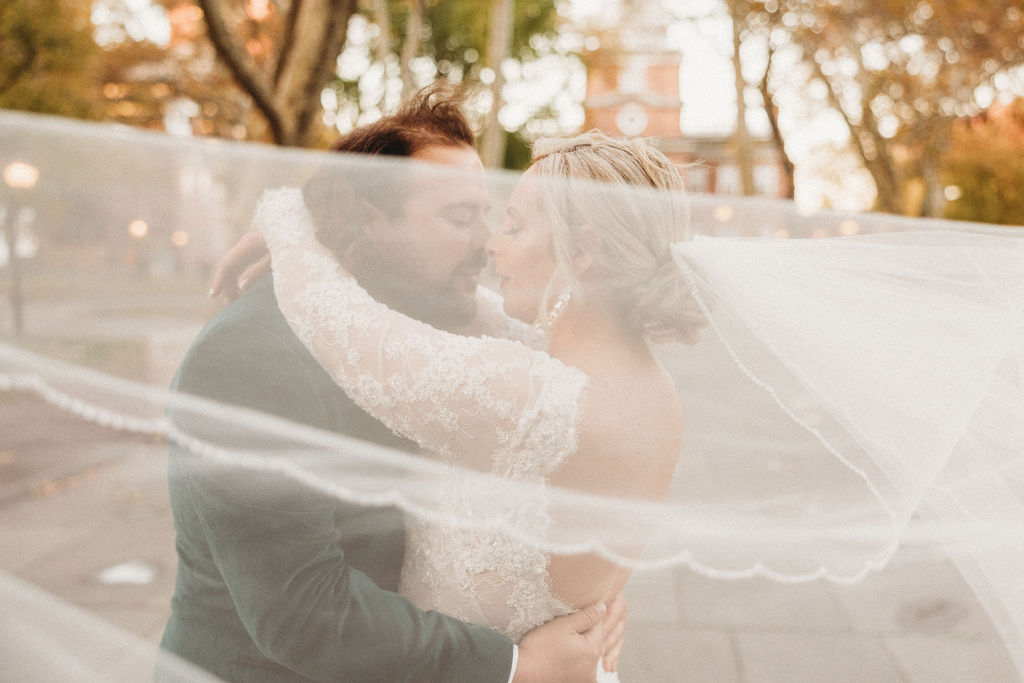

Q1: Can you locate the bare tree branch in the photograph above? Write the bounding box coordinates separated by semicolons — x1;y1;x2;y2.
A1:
480;0;514;168
0;42;36;97
369;0;392;65
365;0;393;111
727;0;756;195
808;54;901;213
400;0;424;97
197;0;284;143
273;0;355;143
758;45;795;199
273;0;302;87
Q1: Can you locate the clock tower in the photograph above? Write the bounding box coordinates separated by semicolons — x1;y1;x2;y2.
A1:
581;1;681;139
578;0;786;198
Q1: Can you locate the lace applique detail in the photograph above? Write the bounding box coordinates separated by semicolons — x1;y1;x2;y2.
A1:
259;186;590;641
400;365;586;641
254;187;308;252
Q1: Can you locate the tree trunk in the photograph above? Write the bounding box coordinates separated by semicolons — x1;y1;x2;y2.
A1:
918;121;952;217
399;0;424;98
368;0;394;111
857;100;903;214
369;0;392;65
919;148;942;217
728;1;756;195
199;0;357;146
480;0;514;168
0;40;36;97
758;45;794;199
808;56;902;213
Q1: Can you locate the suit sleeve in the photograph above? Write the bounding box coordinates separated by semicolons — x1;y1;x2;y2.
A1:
170;317;514;683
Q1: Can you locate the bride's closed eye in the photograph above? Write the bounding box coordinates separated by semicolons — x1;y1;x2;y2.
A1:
502;209;524;236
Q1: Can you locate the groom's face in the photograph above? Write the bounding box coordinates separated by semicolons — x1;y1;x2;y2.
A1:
352;144;490;329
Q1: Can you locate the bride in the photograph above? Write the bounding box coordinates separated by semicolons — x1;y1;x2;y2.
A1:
255;131;704;681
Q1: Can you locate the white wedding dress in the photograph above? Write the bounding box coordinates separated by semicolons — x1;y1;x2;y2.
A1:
259;188;621;681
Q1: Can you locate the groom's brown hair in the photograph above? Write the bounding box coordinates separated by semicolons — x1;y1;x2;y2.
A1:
331;81;476;157
303;81;477;258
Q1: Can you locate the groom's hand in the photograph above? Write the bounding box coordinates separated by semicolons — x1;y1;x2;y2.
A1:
602;593;627;673
210;230;270;301
513;602;606;683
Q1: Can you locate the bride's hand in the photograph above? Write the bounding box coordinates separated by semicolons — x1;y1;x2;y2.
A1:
210;230;270;301
602;594;627;673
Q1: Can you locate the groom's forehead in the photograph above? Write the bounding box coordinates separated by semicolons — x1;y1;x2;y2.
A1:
408;143;486;185
402;164;490;213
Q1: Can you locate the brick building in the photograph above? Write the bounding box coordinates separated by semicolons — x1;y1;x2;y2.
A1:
579;2;786;197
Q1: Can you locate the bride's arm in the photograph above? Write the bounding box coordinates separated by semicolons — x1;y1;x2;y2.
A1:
456;286;542;347
258;187;587;466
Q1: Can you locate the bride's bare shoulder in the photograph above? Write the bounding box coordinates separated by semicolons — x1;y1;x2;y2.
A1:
559;359;683;499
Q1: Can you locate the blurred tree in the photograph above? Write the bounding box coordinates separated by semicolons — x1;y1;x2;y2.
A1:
94;2;257;139
330;0;563;164
755;32;795;198
357;0;422;101
503;129;533;169
0;0;102;118
422;0;557;73
780;0;1024;215
479;0;514;167
671;1;798;198
943;99;1024;226
742;1;796;198
725;0;756;196
0;0;261;139
198;0;359;146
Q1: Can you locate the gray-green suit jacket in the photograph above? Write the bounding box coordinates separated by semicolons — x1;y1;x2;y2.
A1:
159;275;513;682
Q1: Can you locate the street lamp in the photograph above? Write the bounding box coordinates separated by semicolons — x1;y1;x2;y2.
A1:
3;161;39;338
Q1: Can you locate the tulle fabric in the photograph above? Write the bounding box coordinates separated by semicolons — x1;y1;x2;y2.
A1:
0;572;221;682
1;109;1023;679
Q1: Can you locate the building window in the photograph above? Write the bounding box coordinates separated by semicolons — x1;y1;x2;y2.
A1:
715;164;741;195
620;55;648;94
754;164;780;196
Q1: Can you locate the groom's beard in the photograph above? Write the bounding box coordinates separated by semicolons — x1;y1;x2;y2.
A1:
348;245;484;332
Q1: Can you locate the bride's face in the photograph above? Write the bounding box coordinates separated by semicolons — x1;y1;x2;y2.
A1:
487;167;558;323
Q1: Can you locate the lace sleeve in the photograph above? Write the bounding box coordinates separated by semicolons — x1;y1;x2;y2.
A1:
258;187;587;467
457;286;544;348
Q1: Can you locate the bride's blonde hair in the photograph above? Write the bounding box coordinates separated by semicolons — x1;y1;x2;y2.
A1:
529;131;706;344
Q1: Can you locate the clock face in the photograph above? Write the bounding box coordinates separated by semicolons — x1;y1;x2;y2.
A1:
615;102;649;136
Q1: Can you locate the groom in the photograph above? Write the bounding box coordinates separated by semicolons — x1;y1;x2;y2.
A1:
160;84;614;683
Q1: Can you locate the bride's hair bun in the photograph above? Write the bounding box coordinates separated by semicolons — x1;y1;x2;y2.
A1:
627;258;707;345
530;131;707;345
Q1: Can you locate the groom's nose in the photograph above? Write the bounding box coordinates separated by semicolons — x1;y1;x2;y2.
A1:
468;216;490;251
485;230;503;257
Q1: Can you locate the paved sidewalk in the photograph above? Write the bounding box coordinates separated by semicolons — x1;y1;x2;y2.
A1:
0;393;1018;682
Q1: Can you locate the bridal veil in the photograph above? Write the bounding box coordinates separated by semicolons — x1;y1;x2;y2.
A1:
1;110;1022;680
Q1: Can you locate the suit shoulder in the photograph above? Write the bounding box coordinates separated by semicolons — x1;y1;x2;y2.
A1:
174;293;308;390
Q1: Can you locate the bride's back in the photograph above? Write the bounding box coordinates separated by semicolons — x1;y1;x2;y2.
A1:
547;331;685;608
